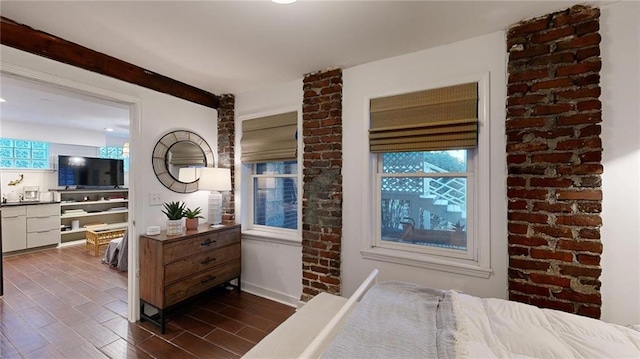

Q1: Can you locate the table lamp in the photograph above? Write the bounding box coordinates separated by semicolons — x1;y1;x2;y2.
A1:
198;167;232;225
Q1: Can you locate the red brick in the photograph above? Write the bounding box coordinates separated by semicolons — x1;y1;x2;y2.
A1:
532;201;573;213
556;215;602;227
509;246;530;256
556;87;601;100
556;61;601;76
507;189;549;200
530;248;574;262
557;164;603;176
506;117;548;130
530;78;573;92
508;83;529;95
509;212;549;224
577;202;601;213
553;8;600;27
576;100;601;111
509;69;550;83
509;281;551;296
579;125;601;137
556;137;601;150
509;258;551;271
576;46;601;61
531;153;574;164
557;111;602;126
532;103;573;115
579;228;601;240
530;298;575;312
555;290;601;305
531;128;574;140
577;254;600;266
529;273;572;287
557;239;602;253
529;177;573;187
510;44;553;60
533;225;574;238
509;17;551;37
579;151;602;163
508;223;529;235
556;33;601;51
509;235;549;247
556;189;602;201
508;200;528;211
508;95;548;106
507;155;527;165
576;305;600;318
506;142;549;152
577;21;600;35
529;52;575;67
507;178;527;188
531;26;575;43
507;107;528;118
559;265;601;278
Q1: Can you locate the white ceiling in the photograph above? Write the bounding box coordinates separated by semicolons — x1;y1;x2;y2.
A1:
0;0;602;135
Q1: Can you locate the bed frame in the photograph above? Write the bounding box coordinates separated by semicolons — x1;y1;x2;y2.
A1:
242;269;379;359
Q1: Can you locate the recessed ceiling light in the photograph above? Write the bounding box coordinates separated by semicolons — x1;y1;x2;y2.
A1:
272;0;297;4
105;128;114;132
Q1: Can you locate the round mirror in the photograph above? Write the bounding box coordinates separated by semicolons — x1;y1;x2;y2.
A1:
152;130;214;193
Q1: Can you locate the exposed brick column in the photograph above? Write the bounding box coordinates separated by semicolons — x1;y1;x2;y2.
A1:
301;69;343;302
217;94;235;222
506;5;603;318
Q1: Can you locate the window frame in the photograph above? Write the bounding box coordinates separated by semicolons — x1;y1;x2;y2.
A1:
361;73;492;278
240;107;303;244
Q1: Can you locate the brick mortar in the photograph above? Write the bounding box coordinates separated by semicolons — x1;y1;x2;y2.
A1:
301;68;343;302
506;5;602;318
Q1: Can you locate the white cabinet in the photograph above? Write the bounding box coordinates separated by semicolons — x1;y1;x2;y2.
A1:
1;206;27;252
1;204;60;253
26;204;60;248
58;189;128;244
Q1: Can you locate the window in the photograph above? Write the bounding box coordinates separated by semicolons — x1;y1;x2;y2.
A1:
251;161;298;230
0;138;50;169
363;80;491;277
377;150;472;259
241;111;300;240
99;146;130;172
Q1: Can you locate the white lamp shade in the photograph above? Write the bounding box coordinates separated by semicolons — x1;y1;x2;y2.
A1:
198;167;232;191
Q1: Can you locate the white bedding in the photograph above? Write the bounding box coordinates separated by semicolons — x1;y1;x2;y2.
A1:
454;291;640;358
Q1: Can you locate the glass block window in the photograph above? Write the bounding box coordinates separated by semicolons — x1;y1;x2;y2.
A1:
99;146;130;172
0;138;50;169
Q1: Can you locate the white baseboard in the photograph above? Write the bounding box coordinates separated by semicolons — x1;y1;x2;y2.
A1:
241;281;299;308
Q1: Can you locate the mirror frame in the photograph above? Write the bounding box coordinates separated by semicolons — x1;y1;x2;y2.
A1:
152;130;214;193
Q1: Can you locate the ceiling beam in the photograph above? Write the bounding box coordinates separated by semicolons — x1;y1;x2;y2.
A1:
0;16;219;109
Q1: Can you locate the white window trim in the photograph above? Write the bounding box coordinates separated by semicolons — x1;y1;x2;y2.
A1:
361;72;492;278
239;106;303;243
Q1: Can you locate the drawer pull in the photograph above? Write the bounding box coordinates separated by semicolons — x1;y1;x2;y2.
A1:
201;257;217;265
200;239;217;247
201;275;217;284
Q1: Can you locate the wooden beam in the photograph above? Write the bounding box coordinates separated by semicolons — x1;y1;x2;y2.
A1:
0;17;219;109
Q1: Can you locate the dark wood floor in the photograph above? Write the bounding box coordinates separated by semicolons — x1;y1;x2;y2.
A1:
0;243;295;358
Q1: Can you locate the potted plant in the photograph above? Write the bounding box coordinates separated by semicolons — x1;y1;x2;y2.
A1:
162;201;186;235
184;206;203;230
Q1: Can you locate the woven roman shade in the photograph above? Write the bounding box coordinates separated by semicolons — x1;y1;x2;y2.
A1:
369;82;478;153
241;111;297;162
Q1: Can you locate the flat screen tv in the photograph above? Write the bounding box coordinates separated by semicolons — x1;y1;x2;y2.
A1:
58;155;124;188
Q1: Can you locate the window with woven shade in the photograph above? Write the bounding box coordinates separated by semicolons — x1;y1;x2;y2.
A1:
369;82;478;153
241;111;297;163
241;111;299;235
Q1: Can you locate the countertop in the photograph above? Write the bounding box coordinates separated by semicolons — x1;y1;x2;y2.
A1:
1;201;61;207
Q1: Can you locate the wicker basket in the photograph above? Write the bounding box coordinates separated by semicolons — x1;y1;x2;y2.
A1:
86;228;127;256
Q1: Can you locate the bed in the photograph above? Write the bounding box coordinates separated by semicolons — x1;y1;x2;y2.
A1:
243;269;640;359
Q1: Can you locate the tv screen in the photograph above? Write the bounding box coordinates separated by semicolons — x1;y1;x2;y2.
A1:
58;156;124;187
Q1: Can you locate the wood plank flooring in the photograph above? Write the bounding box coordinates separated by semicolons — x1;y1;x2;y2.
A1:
0;243;295;358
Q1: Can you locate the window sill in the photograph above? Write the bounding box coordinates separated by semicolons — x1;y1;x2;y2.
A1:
242;229;301;247
361;247;492;278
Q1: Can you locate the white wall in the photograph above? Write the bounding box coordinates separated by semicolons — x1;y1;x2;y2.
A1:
235;79;303;306
600;1;640;325
1;45;218;319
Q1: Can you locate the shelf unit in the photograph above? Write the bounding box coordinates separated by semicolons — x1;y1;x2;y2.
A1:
57;188;129;244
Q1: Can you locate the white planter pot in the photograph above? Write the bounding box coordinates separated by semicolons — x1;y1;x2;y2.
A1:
166;219;183;236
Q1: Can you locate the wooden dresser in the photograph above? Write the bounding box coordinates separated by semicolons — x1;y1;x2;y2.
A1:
139;223;241;332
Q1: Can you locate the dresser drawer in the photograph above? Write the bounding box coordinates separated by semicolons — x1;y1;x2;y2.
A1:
163;227;240;263
164;243;241;284
27;215;59;232
164;261;241;306
2;206;26;218
27;204;59;217
27;230;60;248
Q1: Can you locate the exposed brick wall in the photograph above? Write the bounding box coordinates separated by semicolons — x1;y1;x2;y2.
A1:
301;68;343;302
506;5;603;318
217;93;235;222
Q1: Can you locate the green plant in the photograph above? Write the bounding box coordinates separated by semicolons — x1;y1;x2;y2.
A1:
184;207;204;219
162;201;186;220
